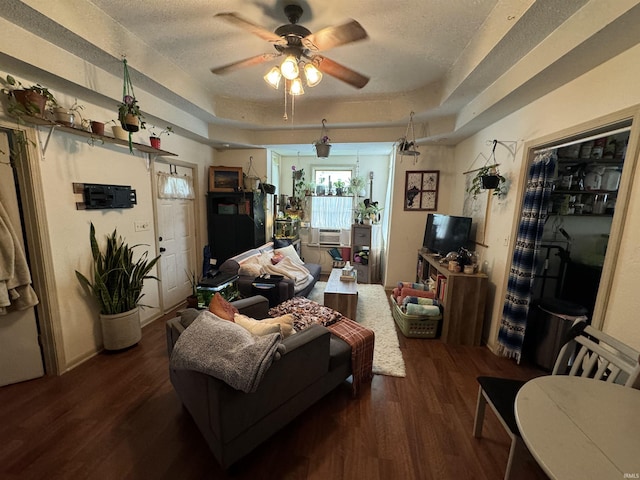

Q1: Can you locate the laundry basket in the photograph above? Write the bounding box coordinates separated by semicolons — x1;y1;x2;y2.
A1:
390;295;441;338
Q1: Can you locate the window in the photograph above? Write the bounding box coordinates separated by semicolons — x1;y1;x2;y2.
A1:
310;168;354;229
314;169;351;196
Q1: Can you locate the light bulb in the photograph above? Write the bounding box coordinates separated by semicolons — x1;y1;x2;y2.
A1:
263;67;282;89
303;63;323;87
289;77;305;96
280;55;299;80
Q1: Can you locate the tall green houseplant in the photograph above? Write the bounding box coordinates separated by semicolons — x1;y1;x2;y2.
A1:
76;223;160;350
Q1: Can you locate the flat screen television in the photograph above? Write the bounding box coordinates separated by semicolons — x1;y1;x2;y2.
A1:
423;213;472;256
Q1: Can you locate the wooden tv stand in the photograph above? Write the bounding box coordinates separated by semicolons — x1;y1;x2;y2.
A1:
416;250;488;345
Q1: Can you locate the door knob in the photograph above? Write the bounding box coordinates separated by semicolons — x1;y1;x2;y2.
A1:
159;247;166;253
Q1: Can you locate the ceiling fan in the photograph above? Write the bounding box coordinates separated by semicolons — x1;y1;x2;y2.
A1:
211;4;370;89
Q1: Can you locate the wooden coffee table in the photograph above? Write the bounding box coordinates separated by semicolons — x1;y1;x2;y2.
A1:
324;268;358;321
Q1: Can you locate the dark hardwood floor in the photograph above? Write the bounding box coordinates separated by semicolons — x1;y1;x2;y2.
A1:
1;300;548;480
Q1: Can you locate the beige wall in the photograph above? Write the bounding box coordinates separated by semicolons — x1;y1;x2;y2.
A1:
451;43;640;352
0;84;214;370
384;146;455;287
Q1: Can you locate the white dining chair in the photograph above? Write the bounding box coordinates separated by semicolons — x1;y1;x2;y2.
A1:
472;319;640;480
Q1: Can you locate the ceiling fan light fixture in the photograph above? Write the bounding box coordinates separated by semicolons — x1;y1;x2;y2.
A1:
264;66;282;89
303;63;322;87
289;77;305;96
280;55;299;80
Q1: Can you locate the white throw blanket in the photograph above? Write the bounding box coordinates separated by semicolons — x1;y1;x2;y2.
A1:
0;201;39;315
170;311;285;393
261;256;313;293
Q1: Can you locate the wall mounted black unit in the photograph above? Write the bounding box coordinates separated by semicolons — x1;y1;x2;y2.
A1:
73;183;137;210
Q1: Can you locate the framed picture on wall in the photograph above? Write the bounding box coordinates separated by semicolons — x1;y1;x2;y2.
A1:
208;166;242;192
404;170;439;211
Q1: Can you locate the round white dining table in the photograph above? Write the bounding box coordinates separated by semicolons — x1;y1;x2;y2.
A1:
515;375;640;480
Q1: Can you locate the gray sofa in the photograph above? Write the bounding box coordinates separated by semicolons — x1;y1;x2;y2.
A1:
166;295;352;468
220;241;321;304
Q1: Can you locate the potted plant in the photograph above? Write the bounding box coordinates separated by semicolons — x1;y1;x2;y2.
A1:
185;270;199;308
313;119;331;158
75;223;160;350
334;179;346;196
117;59;145;133
348;175;367;197
314;135;331;158
148;125;173;149
1;74;57;119
467;165;506;198
355;199;383;224
397;137;420;156
89;119;107;136
52;98;84;128
117;95;145;132
107;119;129;140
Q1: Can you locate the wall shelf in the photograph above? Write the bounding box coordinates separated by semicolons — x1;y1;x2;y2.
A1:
20;115;177;157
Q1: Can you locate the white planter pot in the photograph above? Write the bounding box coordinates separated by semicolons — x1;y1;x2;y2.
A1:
112;125;129;140
100;307;141;350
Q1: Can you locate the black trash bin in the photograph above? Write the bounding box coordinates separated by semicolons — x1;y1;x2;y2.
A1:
529;298;588;371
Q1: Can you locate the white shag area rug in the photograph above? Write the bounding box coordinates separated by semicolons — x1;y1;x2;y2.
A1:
308;282;406;377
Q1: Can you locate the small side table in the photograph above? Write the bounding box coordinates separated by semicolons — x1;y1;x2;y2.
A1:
251;274;284;307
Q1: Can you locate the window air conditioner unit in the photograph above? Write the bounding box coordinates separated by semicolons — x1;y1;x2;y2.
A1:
318;228;341;246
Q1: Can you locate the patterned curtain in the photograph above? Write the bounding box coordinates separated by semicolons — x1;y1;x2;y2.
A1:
497;150;557;361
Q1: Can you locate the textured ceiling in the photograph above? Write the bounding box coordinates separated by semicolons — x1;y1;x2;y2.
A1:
3;0;640;151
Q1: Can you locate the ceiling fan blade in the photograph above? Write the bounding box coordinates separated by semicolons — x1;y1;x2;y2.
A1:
303;20;368;51
211;53;280;75
312;55;369;89
215;12;286;45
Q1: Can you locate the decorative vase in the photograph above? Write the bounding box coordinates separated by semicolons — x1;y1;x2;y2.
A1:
100;307;141;350
112;125;129;140
90;121;105;136
315;143;331;158
121;113;139;132
149;136;161;149
13;90;47;118
481;175;500;189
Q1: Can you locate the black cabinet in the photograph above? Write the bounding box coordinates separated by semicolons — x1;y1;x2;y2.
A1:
207;192;265;266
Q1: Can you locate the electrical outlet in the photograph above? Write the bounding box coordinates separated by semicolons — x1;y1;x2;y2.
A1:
134;220;150;232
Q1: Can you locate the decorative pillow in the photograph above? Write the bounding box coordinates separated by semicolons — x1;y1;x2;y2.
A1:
271;252;285;264
208;292;238;321
234;313;281;336
260;314;295;338
275;244;305;267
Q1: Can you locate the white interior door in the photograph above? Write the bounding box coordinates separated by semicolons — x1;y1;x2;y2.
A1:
155;162;196;312
0;130;44;386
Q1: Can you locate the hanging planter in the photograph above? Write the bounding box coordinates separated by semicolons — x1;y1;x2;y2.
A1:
313;118;331;158
116;58;145;151
481;172;501;189
397;111;421;158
